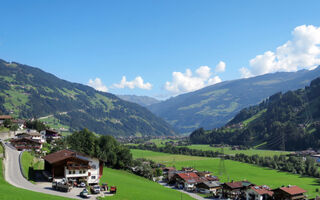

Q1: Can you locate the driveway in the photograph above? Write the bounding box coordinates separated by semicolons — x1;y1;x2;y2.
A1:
3;142;106;200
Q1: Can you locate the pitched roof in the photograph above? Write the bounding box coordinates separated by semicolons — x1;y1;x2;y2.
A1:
176;172;202;183
277;186;307;195
251;185;273;196
11;137;42;144
225;181;252;189
0;115;12;120
201;181;221;188
43;149;89;164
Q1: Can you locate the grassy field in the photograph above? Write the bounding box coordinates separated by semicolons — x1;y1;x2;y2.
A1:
0;159;71;200
100;167;195;200
148;139;179;147
0;144;3;155
21;151;44;180
131;149;320;198
183;144;291;156
39;116;72;136
0;126;9;133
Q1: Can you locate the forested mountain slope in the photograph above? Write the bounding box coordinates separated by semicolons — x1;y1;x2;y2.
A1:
190;77;320;151
148;67;320;133
117;95;160;107
0;59;175;136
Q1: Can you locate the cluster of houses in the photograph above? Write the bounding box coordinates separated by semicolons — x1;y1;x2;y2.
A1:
162;167;308;200
10;129;62;152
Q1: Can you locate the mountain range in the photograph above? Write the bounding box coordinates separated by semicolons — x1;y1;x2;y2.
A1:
148;67;320;133
0;59;175;136
190;77;320;151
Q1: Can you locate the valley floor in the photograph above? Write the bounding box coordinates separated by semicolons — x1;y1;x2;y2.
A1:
131;149;320;198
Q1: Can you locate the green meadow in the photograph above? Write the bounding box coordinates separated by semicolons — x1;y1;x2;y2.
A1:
183;144;291;156
100;167;195;200
131;149;320;198
0;159;71;200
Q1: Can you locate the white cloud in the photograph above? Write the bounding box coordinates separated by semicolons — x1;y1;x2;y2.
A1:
165;63;225;95
215;61;226;73
87;78;108;92
113;76;152;90
241;25;320;78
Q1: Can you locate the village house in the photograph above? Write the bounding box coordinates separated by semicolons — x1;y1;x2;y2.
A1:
10;137;43;151
196;181;221;195
172;172;202;191
16;131;45;143
272;185;307;200
181;167;195;172
0;115;12;124
40;129;62;141
245;185;274;200
221;180;254;199
162;167;176;182
43;149;103;185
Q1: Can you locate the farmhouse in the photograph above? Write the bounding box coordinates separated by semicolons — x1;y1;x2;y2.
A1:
173;172;202;191
16;131;45;143
221;180;254;199
10;137;43;151
196;181;221;195
0;115;12;124
272;185;307;200
40;129;62;141
245;185;273;200
43;149;103;185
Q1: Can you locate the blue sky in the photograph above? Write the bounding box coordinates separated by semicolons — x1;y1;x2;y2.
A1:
1;0;320;98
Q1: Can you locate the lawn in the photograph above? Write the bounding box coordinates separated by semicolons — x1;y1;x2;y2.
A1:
183;144;291;156
0;159;71;200
131;149;320;198
21;151;44;180
100;167;195;200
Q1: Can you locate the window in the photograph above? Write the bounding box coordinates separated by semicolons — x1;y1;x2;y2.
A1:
91;176;96;179
69;171;71;174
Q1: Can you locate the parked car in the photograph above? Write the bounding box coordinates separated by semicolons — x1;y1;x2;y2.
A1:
79;182;86;188
80;189;89;198
90;185;101;194
110;186;117;194
52;181;71;192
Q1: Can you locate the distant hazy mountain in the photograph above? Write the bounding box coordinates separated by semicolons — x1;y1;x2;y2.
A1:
0;59;175;136
148;67;320;133
117;95;160;107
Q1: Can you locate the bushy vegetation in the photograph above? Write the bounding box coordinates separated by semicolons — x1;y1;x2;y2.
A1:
0;59;175;136
190;77;320;151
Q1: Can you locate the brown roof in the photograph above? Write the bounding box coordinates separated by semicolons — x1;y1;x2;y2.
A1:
0;115;12;120
11;137;42;144
176;172;202;183
43;149;90;164
278;186;307;195
251;186;273;196
224;181;253;189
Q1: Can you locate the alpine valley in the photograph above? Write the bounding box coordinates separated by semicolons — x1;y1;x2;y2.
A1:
0;59;175;136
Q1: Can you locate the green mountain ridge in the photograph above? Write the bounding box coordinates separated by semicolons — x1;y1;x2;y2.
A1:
0;59;175;136
117;95;160;107
190;77;320;151
148;67;320;133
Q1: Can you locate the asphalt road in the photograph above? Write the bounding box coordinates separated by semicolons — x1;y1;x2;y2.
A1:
3;142;84;199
